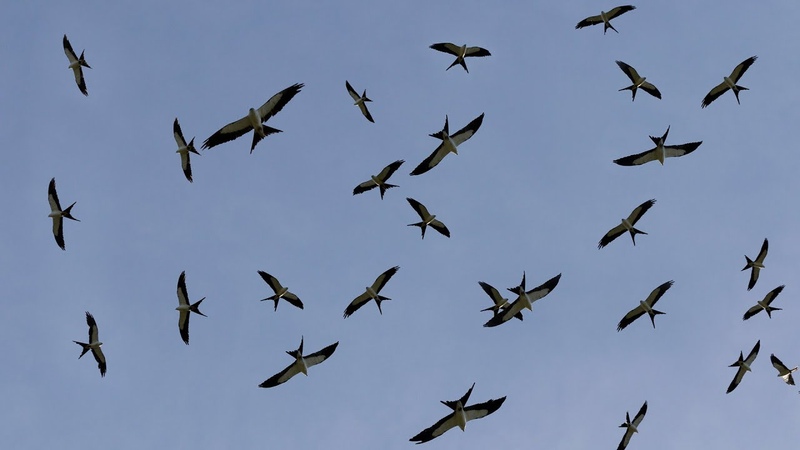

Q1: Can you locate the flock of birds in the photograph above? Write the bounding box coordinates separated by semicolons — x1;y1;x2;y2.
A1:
52;4;796;447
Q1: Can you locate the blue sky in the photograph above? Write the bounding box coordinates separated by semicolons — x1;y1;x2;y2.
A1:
2;1;799;448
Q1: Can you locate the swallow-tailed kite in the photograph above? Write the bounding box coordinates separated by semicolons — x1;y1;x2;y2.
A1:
410;384;506;444
173;118;199;182
701;56;757;108
343;266;399;318
743;285;784;320
258;270;304;311
613;126;702;166
483;273;562;327
406;198;450;239
617;401;647;450
575;5;636;34
48;178;80;250
429;43;491;73
352;160;404;199
727;340;760;393
617;280;674;331
770;354;797;386
63;35;91;96
74;312;106;377
176;271;206;345
742;238;768;291
478;281;522;321
599;199;656;249
410;113;484;176
345;80;374;123
258;337;338;388
616;61;661;101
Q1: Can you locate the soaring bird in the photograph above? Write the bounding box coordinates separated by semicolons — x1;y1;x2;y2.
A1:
599;199;656;249
478;281;522;321
73;312;106;377
701;56;757;108
613;126;702;166
344;266;399;318
63;34;91;96
257;270;304;311
410;113;484;176
406;198;450;239
615;61;661;101
617;401;647;450
48;178;80;250
575;5;636;34
175;271;206;345
770;354;797;386
345;80;374;123
727;340;760;394
352;160;405;199
410;384;506;444
483;273;562;327
173;118;200;182
742;238;768;291
429;43;491;73
202;83;303;153
617;280;674;331
258;337;338;388
743;285;784;320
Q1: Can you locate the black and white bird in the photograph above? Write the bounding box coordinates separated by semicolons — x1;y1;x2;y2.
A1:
175;271;206;345
701;56;757;108
598;199;656;249
345;80;374;123
617;401;647;450
617;280;674;331
173;118;199;182
352;160;404;199
727;340;760;394
410;384;506;444
575;5;636;34
73;312;106;377
613;126;702;166
478;281;522;321
258;337;338;388
406;198;450;239
63;34;91;96
410;113;484;176
258;270;304;311
743;285;785;320
202;83;303;153
742;238;768;291
483;273;562;327
429;43;491;73
770;354;797;386
616;61;661;101
48;178;80;250
344;266;400;318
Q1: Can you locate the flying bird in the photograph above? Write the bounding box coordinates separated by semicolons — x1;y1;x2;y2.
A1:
615;61;661;101
63;34;91;96
617;280;674;331
73;312;106;377
617;401;647;450
258;337;338;388
48;178;80;250
575;5;636;34
478;281;522;321
202;83;303;153
483;273;562;327
352;160;404;199
701;56;757;108
345;80;374;123
411;113;484;176
770;354;797;386
410;384;506;444
175;271;206;345
173;118;200;182
743;285;784;320
742;238;768;291
727;340;760;393
406;198;450;239
599;199;656;249
613;126;702;166
343;266;399;318
257;270;304;311
429;43;491;73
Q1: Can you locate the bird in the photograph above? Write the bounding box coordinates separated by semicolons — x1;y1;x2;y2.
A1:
258;337;338;388
175;271;206;345
343;266;399;318
73;312;106;377
770;354;797;386
429;43;491;73
48;178;80;250
743;285;785;320
478;281;522;321
345;80;374;122
410;113;484;176
575;5;636;34
63;34;91;96
409;384;506;444
483;273;562;327
599;199;656;249
742;238;768;291
701;56;757;108
615;61;661;101
406;198;450;239
617;280;674;331
173;118;200;182
257;270;304;311
613;126;702;166
202;83;303;153
352;160;405;199
617;401;647;450
727;340;760;393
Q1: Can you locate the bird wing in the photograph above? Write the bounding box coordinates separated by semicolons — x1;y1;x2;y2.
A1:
257;271;283;294
429;43;461;56
644;280;674;308
376;160;404;182
178;310;190;345
617;427;635;450
345;80;360;101
202;115;253;149
763;285;785;306
48;178;62;211
343;292;372;318
86;312;99;342
617;305;646;331
479;282;506;308
744;340;761;365
282;291;304;309
464;396;506;422
464;47;491;57
607;5;636;20
663;141;702;158
177;271;190;306
429;219;451;238
626;199;656;225
742;304;763;320
52;215;65;250
524;273;562;303
258;361;301;388
357;101;374;123
406;198;431;220
370;266;400;293
730;56;758;83
410;412;458;444
173;118;188;148
575;14;603;29
71;65;88;96
598;223;627;249
410;141;450;176
613;148;658;166
451;113;485;146
771;354;791;375
91;346;106;377
639;82;662;99
615;61;640;83
726;365;747;393
180;149;193;182
631;401;648;426
303;341;339;368
755;238;769;264
256;83;304;122
353;180;378;195
63;35;78;61
701;81;729;108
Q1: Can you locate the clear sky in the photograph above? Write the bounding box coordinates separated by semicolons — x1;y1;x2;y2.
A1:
2;1;799;448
